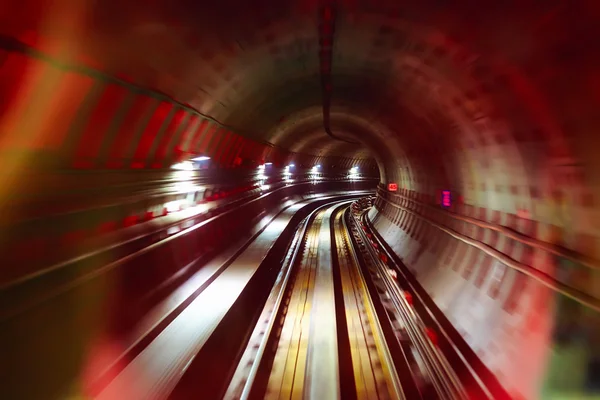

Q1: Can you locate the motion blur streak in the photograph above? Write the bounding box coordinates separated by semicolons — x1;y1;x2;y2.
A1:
0;1;599;399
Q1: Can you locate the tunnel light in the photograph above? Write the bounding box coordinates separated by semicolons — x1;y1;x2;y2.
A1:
257;164;266;179
174;181;199;194
260;184;271;191
173;169;194;181
191;156;211;161
264;162;273;166
171;161;196;171
288;163;295;167
165;200;184;213
441;190;452;207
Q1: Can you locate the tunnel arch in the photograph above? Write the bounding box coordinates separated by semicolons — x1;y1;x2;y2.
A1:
1;1;600;399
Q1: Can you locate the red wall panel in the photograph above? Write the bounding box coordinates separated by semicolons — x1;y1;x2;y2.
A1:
213;130;232;165
0;54;58;151
152;107;189;167
106;95;157;168
206;128;226;157
40;71;94;151
74;84;128;167
196;123;217;155
177;115;202;156
131;101;173;168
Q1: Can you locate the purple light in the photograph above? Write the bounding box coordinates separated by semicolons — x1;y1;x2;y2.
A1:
442;190;451;207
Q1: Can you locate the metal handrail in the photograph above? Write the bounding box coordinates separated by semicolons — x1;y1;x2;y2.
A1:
374;194;600;312
376;187;599;270
350;209;468;400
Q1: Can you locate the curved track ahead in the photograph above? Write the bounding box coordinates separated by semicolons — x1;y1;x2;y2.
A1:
13;194;505;399
225;200;471;400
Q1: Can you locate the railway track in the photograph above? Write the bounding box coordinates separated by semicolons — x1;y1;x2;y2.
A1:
225;200;445;400
5;194;492;399
346;204;468;400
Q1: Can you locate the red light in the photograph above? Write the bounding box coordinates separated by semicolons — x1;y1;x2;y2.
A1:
425;327;438;346
442;190;451;207
388;183;398;191
123;215;138;227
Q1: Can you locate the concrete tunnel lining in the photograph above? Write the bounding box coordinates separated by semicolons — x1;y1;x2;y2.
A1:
1;0;600;398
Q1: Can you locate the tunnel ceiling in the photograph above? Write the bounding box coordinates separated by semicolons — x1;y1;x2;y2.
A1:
2;1;600;214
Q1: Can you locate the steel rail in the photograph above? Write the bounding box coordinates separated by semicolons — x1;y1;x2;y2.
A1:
350;209;468;400
375;194;600;311
225;199;354;399
377;187;600;270
339;207;406;399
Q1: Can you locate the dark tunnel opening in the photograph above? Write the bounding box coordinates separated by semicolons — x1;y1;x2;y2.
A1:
1;1;600;399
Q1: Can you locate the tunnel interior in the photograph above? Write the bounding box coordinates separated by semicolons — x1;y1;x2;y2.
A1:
1;1;600;399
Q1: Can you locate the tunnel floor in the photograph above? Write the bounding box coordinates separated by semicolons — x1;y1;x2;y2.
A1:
2;185;598;399
2;183;598;399
48;194;504;400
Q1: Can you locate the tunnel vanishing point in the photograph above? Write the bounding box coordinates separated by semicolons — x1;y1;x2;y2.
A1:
1;1;600;399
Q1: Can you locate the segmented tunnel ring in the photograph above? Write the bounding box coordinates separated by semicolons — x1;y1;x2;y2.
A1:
1;1;599;399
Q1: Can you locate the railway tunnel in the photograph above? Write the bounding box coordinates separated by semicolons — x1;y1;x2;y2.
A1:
1;1;600;399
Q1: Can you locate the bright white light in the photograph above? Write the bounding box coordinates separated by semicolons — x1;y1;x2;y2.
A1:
311;166;321;173
260;184;271;191
191;156;210;161
348;166;360;180
178;203;209;218
257;174;267;180
174;182;198;194
171;161;195;170
288;163;295;167
265;162;273;165
173;169;194;181
165;200;184;213
315;164;321;168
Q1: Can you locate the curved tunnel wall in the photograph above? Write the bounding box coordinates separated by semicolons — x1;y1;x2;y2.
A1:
0;37;374;172
1;1;600;399
368;180;600;398
368;187;551;399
